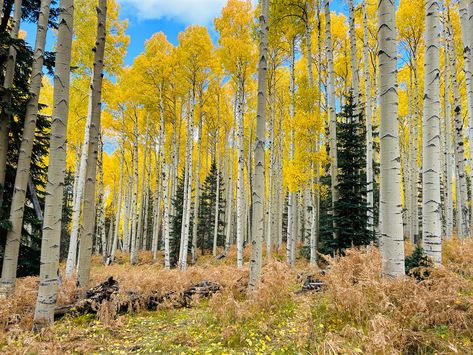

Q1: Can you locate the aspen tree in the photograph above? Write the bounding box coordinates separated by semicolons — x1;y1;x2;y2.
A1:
378;0;405;276
33;0;74;329
0;0;52;296
421;0;442;263
324;0;339;238
446;12;469;237
249;0;269;289
77;0;107;288
111;115;125;261
443;20;454;238
459;0;473;233
363;0;374;235
348;0;360;110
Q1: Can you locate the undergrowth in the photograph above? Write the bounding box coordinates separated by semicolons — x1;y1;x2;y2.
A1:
0;238;472;354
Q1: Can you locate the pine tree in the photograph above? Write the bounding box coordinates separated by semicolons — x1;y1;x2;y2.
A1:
197;161;225;254
319;96;374;255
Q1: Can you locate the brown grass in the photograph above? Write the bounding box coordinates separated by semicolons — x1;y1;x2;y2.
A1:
1;240;473;353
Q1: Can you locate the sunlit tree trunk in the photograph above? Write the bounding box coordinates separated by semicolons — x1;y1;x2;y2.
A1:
76;0;107;288
224;113;235;254
0;0;22;209
459;0;473;234
324;0;339;238
130;112;139;264
447;14;469;237
363;0;374;235
378;0;405;276
136;116;149;251
32;0;74;329
0;0;51;296
443;24;454;239
249;0;269;289
348;0;359;111
236;78;245;268
191;106;203;263
421;0;442;264
111;117;125;261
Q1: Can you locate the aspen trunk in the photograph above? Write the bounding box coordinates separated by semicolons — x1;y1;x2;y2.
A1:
447;15;469;237
443;25;454;239
421;0;442;264
363;0;374;235
0;0;22;209
249;0;269;289
459;0;473;234
179;95;195;271
76;0;107;288
32;0;74;329
191;109;203;263
324;0;339;237
136;117;150;251
111;119;125;260
378;0;405;276
130;113;139;264
0;0;52;296
236;78;245;268
348;0;360;110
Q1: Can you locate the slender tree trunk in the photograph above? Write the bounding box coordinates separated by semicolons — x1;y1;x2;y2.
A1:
130;113;139;264
179;93;195;271
443;24;454;238
459;0;473;234
324;0;339;238
447;14;469;237
136;117;149;251
348;0;360;110
76;0;107;288
378;0;405;276
191;108;203;263
111;118;125;261
236;78;245;268
32;0;74;329
363;0;374;235
97;137;107;258
0;0;51;296
249;0;269;289
421;0;442;264
0;0;22;209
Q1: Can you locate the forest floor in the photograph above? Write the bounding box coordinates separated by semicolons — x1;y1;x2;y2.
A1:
1;239;473;354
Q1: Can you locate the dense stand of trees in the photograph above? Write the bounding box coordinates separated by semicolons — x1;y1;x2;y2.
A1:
1;0;473;330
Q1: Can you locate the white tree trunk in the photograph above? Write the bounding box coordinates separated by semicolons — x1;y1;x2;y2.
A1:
348;0;360;110
32;0;74;329
421;0;442;264
236;78;245;268
378;0;405;277
76;0;107;288
363;0;374;235
447;16;470;237
0;0;51;297
130;113;139;264
249;0;269;289
443;24;454;239
191;110;203;263
111;118;125;261
324;0;339;237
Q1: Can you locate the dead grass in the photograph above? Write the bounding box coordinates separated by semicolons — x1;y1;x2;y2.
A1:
1;240;473;353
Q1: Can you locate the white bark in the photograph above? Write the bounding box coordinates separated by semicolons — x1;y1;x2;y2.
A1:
76;0;107;288
249;0;268;289
348;0;360;110
32;0;74;329
236;78;245;268
363;0;374;235
111;117;125;260
447;16;470;237
421;0;442;264
0;0;51;296
324;0;339;237
378;0;405;277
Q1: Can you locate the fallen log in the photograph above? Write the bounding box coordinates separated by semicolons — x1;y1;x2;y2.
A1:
295;275;325;294
54;278;221;320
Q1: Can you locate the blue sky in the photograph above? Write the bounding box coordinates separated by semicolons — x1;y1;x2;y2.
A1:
20;0;349;66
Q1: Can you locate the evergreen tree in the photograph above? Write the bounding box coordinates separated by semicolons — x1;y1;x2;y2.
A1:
319;95;375;255
196;161;225;254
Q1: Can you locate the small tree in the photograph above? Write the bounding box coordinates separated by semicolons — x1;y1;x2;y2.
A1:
197;161;225;254
319;95;375;255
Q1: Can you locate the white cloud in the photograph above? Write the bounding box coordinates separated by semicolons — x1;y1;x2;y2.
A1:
119;0;230;24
